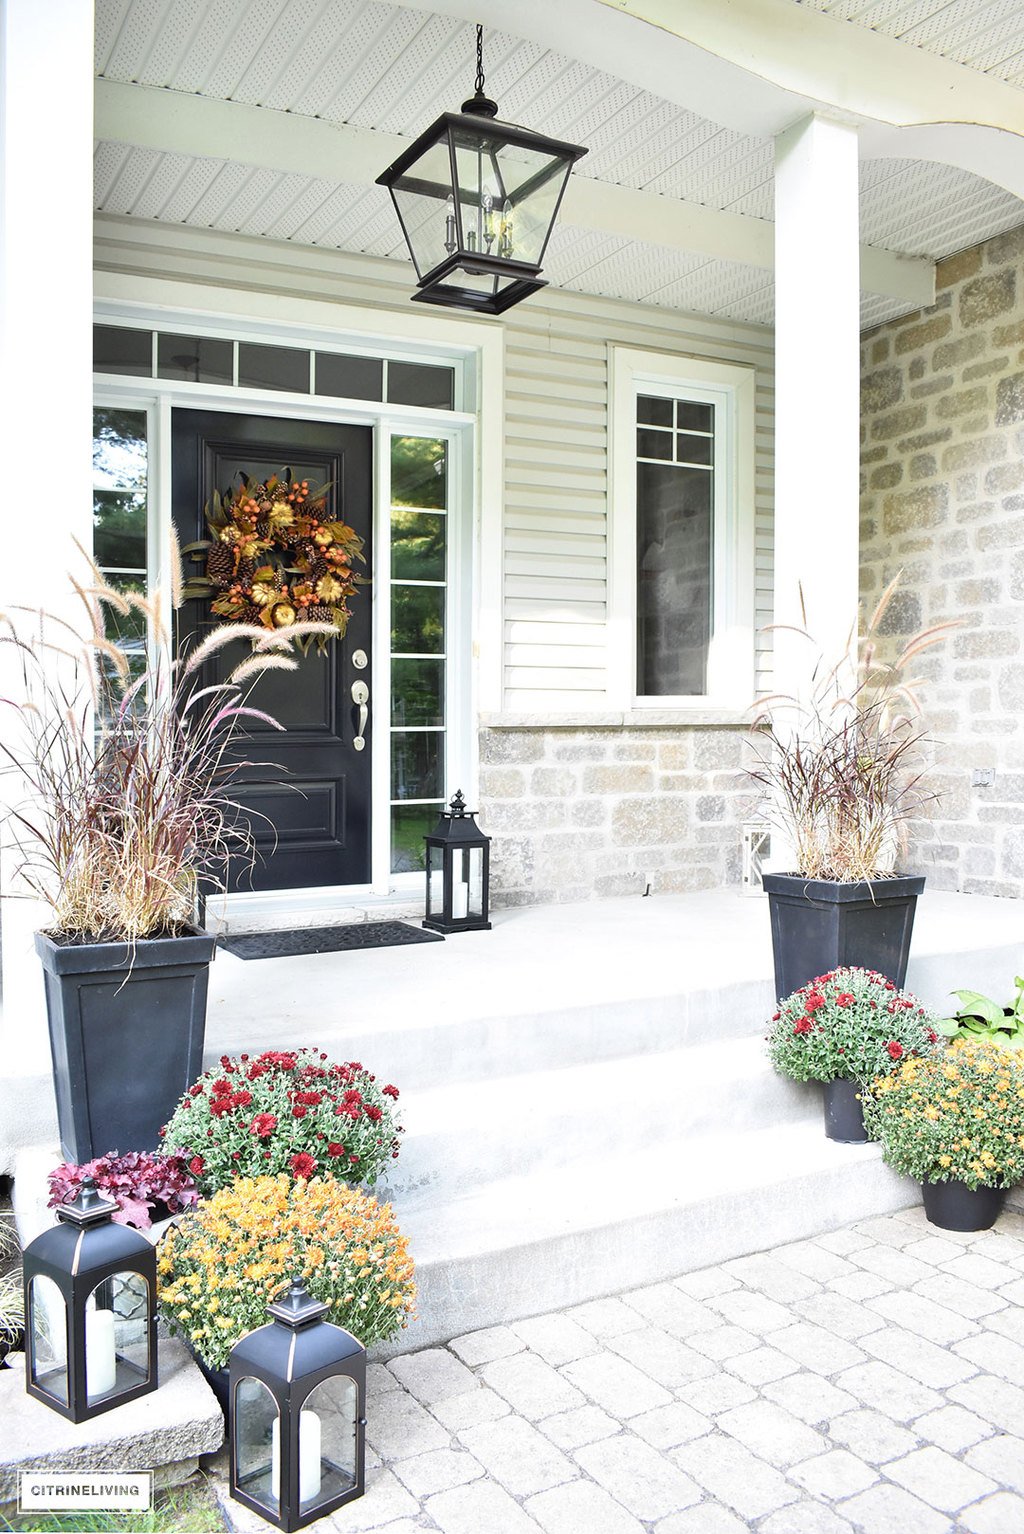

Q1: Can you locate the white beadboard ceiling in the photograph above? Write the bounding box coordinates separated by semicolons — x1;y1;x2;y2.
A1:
94;0;1024;329
796;0;1024;86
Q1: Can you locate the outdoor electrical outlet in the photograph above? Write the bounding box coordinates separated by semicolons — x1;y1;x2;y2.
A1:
971;768;996;788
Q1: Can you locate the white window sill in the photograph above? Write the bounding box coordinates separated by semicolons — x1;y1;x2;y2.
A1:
480;707;755;730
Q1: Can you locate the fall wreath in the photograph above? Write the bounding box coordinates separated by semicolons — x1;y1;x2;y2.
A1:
188;470;365;654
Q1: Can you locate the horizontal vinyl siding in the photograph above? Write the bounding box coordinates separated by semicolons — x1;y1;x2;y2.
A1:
94;217;776;709
501;295;775;710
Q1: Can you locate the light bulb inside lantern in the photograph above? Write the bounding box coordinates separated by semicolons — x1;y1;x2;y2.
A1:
444;196;457;255
498;197;515;259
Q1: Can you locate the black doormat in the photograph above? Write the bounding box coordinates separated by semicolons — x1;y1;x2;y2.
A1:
219;921;444;960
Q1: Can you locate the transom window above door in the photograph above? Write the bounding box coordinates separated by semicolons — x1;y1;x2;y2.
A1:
93;324;457;410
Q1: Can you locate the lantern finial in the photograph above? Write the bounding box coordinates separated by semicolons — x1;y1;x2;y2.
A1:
268;1278;330;1329
56;1175;120;1226
449;790;468;817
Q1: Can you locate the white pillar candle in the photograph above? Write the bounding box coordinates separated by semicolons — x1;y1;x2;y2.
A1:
451;852;469;920
271;1412;322;1504
85;1309;116;1398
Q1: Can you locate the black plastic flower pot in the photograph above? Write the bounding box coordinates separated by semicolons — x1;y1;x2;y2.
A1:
35;927;215;1164
922;1179;1005;1232
762;873;926;1000
822;1078;869;1144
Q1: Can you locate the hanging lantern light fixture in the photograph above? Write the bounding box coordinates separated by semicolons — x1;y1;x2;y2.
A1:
377;24;587;314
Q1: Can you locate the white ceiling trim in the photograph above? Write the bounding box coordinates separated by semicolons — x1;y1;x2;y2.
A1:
95;78;935;303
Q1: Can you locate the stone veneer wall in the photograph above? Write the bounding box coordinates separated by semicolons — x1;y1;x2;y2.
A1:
479;725;755;906
860;223;1024;896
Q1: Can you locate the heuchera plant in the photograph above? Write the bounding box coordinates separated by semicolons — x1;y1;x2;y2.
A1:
862;1036;1024;1189
47;1152;200;1230
161;1048;402;1195
766;967;940;1085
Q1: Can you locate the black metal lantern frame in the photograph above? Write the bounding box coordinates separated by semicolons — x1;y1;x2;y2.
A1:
377;26;587;314
22;1178;157;1423
229;1280;367;1533
423;789;492;934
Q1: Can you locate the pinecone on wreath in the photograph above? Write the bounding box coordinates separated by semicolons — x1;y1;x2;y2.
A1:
236;556;257;586
306;605;334;625
206;542;235;587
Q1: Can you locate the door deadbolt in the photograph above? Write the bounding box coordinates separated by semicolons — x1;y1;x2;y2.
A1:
351;649;368;670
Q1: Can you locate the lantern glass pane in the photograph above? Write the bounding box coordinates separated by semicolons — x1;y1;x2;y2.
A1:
301;1376;359;1509
426;842;445;916
85;1273;151;1403
390;139;456;280
451;140;505;259
447;846;470;922
451;128;570;268
468;845;485;919
29;1274;68;1405
234;1376;280;1517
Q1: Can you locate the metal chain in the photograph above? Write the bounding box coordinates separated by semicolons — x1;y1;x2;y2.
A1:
475;23;485;94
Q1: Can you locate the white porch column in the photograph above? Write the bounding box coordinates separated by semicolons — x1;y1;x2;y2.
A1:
0;0;94;1125
773;114;861;693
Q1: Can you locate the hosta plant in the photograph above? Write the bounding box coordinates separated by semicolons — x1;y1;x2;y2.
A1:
767;967;940;1085
47;1151;201;1230
936;977;1024;1050
862;1036;1024;1190
161;1048;402;1193
158;1173;416;1369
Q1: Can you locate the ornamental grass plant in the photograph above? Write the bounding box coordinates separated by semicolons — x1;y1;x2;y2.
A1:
0;550;330;942
767;967;940;1085
749;575;959;882
161;1049;402;1193
158;1173;416;1369
862;1036;1024;1190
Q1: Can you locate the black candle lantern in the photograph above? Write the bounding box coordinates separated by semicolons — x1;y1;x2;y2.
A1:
377;25;587;314
423;790;492;934
229;1279;366;1532
22;1176;157;1422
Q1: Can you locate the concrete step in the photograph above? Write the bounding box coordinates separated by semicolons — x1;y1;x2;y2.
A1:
389;1033;820;1202
0;1337;223;1507
385;1121;917;1352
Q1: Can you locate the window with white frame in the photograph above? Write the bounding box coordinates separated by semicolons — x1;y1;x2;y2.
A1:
609;347;756;710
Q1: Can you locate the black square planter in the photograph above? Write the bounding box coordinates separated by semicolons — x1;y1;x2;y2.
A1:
35;927;216;1163
762;872;926;1001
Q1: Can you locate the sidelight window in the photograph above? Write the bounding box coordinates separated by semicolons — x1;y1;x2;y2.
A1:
389;436;449;873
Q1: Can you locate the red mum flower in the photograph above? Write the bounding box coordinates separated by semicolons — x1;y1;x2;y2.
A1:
289;1152;317;1179
189;1084;205;1097
211;1077;233;1096
927;1029;938;1044
189;1156;205;1177
887;1041;904;1060
365;1105;382;1123
292;1104;307;1119
793;1018;813;1035
251;1113;278;1139
209;1097;233;1117
327;1143;345;1157
383;1084;400;1099
804;993;826;1013
231;1089;253;1110
835;993;855;1007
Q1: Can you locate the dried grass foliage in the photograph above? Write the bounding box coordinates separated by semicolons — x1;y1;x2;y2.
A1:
748;574;960;883
0;549;330;942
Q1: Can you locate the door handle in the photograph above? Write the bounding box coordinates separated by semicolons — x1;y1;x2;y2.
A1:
351;680;369;752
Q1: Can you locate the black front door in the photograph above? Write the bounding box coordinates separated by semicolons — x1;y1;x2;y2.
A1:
172;409;373;892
